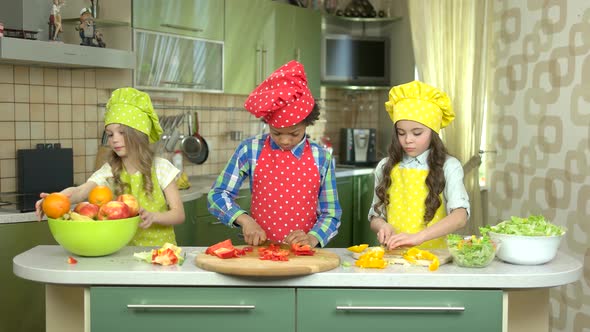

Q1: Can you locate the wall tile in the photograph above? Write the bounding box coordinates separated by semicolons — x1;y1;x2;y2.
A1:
43;68;58;86
30;104;44;121
57;69;72;87
14;85;29;103
1;159;16;178
58;87;72;104
58;139;72;149
85;155;95;172
72;105;84;121
15;122;30;140
58;104;72;122
14;140;29;153
0;103;15;121
0;65;14;83
29;67;43;85
0;84;15;102
84;88;97;105
0;122;14;140
73;155;85;173
44;86;58;104
71;87;85;105
84;122;97;138
29;85;44;103
30;122;44;140
45;104;58;121
14;66;29;84
72;139;85;156
72;122;85;138
14;103;29;121
71;70;85;87
0;141;15;159
84;71;96;88
84;105;98;121
45;122;59;140
1;178;16;193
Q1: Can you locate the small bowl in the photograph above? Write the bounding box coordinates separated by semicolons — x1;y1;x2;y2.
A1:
48;216;140;257
447;236;499;268
488;231;564;265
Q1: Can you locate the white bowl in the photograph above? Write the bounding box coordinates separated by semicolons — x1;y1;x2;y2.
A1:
488;232;563;265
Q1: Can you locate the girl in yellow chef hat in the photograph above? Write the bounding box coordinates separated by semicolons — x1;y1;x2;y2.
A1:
368;81;470;250
35;87;185;246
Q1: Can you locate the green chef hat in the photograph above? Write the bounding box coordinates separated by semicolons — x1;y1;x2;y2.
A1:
105;87;162;143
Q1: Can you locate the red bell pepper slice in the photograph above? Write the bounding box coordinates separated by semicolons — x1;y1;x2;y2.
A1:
67;256;78;264
291;243;315;256
205;239;234;255
213;247;238;259
152;248;179;265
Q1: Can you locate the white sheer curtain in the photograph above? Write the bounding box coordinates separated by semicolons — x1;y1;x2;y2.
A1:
407;0;495;235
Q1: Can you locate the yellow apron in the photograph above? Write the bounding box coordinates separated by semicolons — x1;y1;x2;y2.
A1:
120;168;176;246
386;164;447;249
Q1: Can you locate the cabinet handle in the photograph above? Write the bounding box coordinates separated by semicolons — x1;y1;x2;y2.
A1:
160;23;203;33
255;47;262;85
261;48;267;80
127;304;256;310
295;48;301;62
336;305;465;313
161;81;204;86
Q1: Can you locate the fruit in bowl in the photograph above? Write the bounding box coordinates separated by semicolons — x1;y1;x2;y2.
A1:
447;234;498;268
48;216;140;256
481;215;566;265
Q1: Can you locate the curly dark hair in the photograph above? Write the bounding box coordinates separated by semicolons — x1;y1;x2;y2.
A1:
262;102;320;127
373;129;449;223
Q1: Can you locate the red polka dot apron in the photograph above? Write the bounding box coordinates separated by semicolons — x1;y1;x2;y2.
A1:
386;165;447;249
250;137;320;243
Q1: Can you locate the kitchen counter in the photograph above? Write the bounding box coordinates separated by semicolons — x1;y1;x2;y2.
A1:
12;245;582;332
13;246;581;288
0;168;373;225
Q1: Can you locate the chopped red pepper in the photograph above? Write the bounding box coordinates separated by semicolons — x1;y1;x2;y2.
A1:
205;239;234;255
258;244;290;261
291;243;315;256
152;248;179;265
213;247;238;259
67;256;77;264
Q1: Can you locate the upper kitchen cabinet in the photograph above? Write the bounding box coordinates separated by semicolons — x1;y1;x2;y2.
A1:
224;1;321;97
133;0;224;41
224;0;275;95
274;3;321;98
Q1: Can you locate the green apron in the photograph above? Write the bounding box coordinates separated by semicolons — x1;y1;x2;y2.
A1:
120;167;176;246
386;164;447;249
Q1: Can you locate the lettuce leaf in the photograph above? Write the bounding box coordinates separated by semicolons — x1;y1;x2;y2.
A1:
480;215;565;236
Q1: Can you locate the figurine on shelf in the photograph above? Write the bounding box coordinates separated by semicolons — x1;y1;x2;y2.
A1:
76;7;105;47
49;0;65;41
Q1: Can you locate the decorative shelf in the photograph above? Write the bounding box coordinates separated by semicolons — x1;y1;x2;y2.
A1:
62;18;130;27
323;14;402;23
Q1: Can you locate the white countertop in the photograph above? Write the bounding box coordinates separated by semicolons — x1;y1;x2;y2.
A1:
0;169;373;225
13;246;582;289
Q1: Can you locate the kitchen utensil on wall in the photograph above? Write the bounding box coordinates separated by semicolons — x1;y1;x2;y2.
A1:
181;112;208;164
95;130;112;171
164;114;184;152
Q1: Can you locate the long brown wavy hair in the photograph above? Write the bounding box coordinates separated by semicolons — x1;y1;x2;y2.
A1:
107;125;156;198
373;128;449;223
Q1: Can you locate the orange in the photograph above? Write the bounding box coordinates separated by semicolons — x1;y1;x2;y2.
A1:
88;185;113;206
42;192;71;219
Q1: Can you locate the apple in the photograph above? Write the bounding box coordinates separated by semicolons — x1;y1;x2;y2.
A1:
98;200;130;220
117;194;139;217
73;202;100;219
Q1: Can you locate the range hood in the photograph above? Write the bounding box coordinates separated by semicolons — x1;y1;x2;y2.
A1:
0;37;135;69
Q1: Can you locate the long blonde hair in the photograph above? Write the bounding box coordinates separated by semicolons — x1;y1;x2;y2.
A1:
107;125;155;198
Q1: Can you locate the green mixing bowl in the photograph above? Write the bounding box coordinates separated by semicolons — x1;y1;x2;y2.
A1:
48;216;140;256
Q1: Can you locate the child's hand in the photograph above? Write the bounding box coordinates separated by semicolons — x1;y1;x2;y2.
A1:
383;232;422;250
238;216;267;246
284;230;319;247
138;208;157;229
376;221;395;245
35;192;50;221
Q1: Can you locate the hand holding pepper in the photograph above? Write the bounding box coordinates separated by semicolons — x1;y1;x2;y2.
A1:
284;230;319;247
235;214;267;246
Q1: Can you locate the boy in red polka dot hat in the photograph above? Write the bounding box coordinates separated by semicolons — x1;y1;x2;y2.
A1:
208;60;342;247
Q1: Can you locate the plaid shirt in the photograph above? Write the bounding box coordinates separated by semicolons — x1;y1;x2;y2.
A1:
207;134;342;247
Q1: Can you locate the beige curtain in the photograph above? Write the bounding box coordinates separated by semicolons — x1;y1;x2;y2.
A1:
407;0;495;235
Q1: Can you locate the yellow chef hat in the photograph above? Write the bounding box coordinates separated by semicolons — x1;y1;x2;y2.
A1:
105;87;163;143
385;81;454;134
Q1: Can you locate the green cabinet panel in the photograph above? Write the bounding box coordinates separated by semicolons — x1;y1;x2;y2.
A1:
325;176;353;248
174;199;198;246
353;173;379;246
297;289;503;332
91;287;295;332
193;189;251;246
133;0;224;40
224;0;275;95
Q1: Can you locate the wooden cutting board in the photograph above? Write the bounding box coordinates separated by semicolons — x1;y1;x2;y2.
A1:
195;246;341;277
352;248;453;267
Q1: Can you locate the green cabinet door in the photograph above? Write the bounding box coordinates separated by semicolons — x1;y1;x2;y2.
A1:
133;0;224;40
194;189;251;246
224;0;275;95
297;289;503;332
174;199;198;246
326;176;353;248
91;287;295;332
354;173;379;246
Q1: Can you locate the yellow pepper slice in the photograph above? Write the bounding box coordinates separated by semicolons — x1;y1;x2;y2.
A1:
355;247;386;269
402;247;440;271
347;244;369;253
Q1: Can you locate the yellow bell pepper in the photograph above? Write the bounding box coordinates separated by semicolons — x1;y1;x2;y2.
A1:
402;247;440;271
347;244;369;253
355;247;387;269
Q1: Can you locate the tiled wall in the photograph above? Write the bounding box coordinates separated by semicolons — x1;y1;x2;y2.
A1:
0;64;384;195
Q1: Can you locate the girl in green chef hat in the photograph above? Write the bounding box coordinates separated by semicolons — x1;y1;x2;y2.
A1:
35;87;185;246
368;81;470;250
